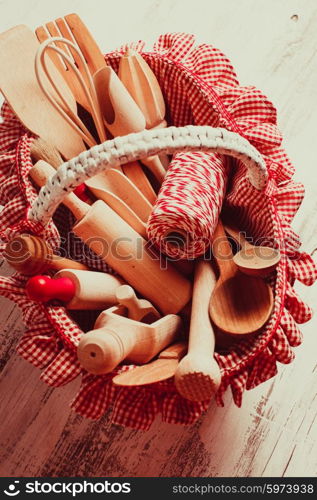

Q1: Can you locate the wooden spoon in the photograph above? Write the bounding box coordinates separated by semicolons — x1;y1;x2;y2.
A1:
209;221;274;335
112;341;187;386
225;225;281;277
174;260;221;401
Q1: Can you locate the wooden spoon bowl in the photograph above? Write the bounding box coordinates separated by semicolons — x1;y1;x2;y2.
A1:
225;225;281;277
209;221;274;335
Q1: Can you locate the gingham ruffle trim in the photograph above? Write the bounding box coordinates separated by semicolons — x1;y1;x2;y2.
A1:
0;33;316;430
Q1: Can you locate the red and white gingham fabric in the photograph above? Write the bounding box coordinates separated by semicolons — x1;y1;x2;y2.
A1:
0;32;316;430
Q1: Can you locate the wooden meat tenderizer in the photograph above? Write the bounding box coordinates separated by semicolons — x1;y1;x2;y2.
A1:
115;284;161;323
26;269;124;309
4;234;88;275
77;305;182;374
30;161;192;315
174;260;221;401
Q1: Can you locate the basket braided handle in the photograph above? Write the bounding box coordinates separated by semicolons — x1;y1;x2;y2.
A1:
29;126;268;225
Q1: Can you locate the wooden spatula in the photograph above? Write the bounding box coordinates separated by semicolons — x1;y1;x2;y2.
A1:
209;220;274;335
0;25;84;159
118;48;169;172
112;341;187;386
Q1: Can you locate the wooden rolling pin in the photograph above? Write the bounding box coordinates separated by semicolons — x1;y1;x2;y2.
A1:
115;284;161;323
26;269;124;309
4;234;88;275
29;162;192;314
174;260;221;401
77;305;182;374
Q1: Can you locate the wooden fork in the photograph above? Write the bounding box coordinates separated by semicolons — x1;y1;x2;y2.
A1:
35;14;157;202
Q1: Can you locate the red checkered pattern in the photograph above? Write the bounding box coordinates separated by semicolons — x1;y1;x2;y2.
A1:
147;152;229;259
0;33;316;430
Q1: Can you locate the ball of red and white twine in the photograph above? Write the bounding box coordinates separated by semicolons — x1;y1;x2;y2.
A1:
147;151;229;259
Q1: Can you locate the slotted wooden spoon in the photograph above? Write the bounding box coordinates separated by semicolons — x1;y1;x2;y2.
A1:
209;220;274;335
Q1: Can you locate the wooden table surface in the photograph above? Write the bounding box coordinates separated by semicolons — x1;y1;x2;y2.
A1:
0;0;316;478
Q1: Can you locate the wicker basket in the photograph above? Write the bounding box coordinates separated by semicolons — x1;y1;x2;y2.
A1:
0;32;316;430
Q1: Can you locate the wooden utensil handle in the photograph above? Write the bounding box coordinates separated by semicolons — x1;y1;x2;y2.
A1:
212;220;236;276
158;341;188;360
224;225;251;250
188;260;217;357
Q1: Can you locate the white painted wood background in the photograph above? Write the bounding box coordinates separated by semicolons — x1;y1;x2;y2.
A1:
0;0;316;477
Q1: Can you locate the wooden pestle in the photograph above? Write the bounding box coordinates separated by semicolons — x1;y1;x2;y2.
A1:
77;305;182;374
4;234;88;275
26;269;124;309
174;260;221;401
115;284;161;323
29;161;192;315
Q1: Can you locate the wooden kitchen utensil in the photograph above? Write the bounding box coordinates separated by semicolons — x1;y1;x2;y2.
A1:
115;285;161;323
0;25;84;159
4;234;88;275
93;65;146;138
26;269;124;309
93;66;165;183
112;341;187;386
118;48;167;130
62;13;164;182
77;305;182;374
209;220;274;335
35;36;106;146
30;160;151;238
225;225;281;277
29;161;192;315
84;169;153;236
174;260;221;401
36;20;95;113
118;47;169;174
35;14;157;199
